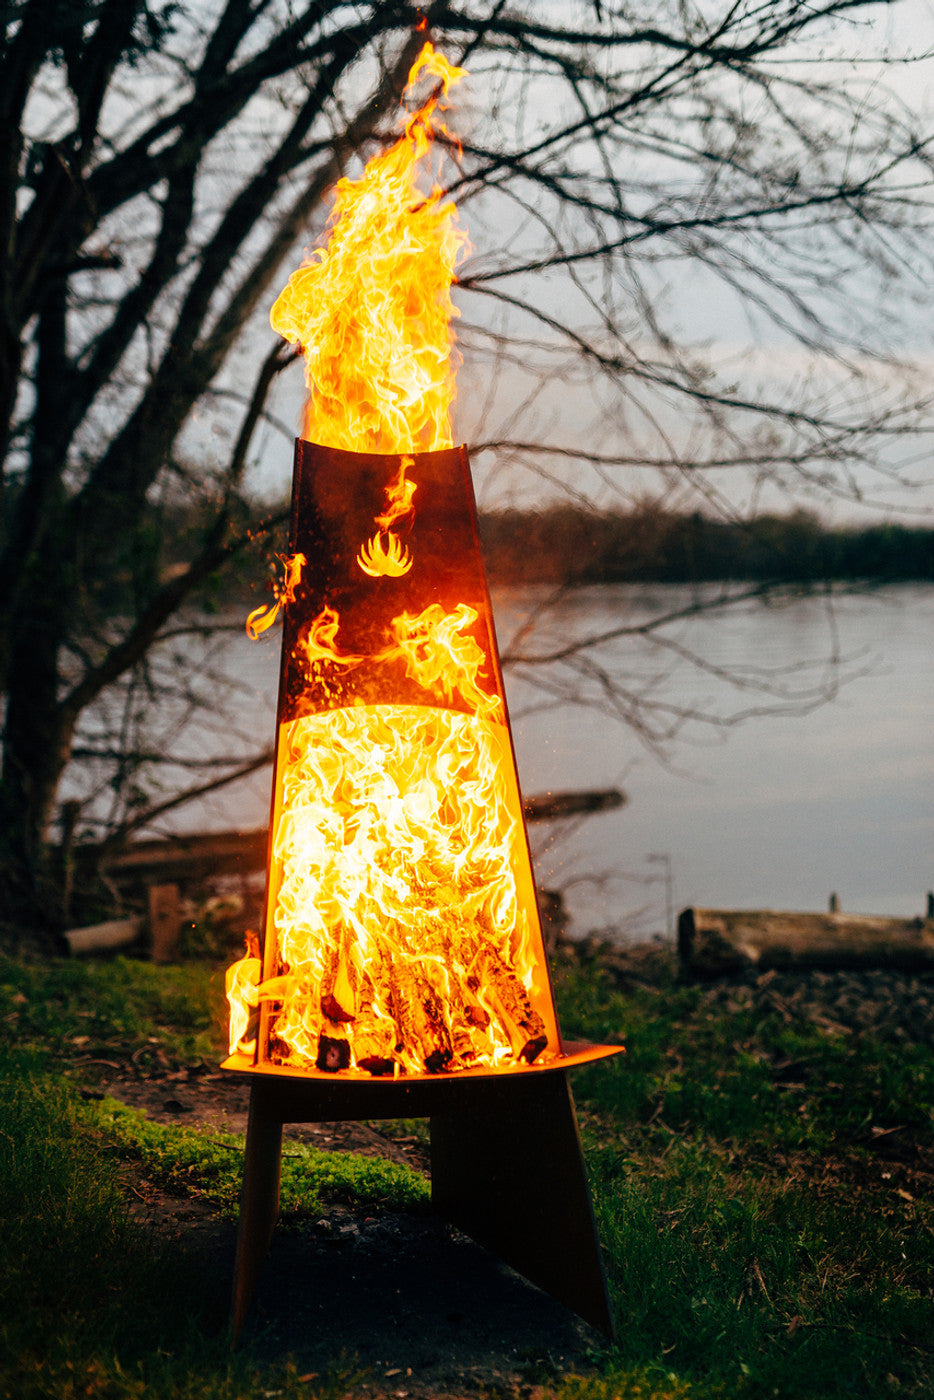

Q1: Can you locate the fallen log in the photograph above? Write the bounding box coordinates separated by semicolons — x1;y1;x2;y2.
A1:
64;917;142;956
78;789;621;896
99;827;268;881
678;906;934;978
91;788;626;887
523;787;626;822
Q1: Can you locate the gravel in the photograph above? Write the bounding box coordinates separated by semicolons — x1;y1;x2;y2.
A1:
564;934;934;1045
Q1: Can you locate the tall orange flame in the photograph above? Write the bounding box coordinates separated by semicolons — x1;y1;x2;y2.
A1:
226;41;558;1077
270;43;468;454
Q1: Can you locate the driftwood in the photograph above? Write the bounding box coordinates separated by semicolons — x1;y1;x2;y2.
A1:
679;906;934;978
93;788;626;888
64;917;142;956
523;788;625;822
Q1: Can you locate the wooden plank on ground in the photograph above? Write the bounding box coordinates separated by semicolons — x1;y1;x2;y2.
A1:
149;883;181;963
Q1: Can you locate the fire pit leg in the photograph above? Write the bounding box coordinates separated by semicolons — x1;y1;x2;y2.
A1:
224;1053;619;1343
230;1083;283;1345
429;1068;614;1338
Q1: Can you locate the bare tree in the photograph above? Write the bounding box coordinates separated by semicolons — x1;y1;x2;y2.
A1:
1;0;932;931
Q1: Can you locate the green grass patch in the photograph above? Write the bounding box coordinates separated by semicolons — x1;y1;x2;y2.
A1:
0;953;226;1067
554;963;934;1398
557;962;934;1151
0;1046;363;1399
585;1137;932;1398
0;952;931;1397
90;1094;429;1218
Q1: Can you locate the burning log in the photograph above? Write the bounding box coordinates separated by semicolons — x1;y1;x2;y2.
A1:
319;921;356;1022
386;958;454;1073
473;944;548;1064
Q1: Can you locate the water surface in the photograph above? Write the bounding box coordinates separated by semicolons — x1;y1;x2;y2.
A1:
135;583;933;940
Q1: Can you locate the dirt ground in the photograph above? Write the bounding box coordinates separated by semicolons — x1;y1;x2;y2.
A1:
93;1065;604;1397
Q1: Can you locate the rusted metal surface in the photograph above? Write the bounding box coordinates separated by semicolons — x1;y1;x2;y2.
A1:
429;1068;614;1337
253;439;560;1076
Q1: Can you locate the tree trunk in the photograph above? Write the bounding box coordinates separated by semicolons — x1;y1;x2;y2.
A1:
0;555;74;930
678;906;934;978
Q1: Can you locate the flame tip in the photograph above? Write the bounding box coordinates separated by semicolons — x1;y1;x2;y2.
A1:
269;40;467;454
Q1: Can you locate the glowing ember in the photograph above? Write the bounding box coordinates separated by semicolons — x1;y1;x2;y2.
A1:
226;39;559;1076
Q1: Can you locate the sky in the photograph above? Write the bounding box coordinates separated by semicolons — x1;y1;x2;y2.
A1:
229;0;934;525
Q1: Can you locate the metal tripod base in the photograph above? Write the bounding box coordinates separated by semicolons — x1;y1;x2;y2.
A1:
224;1046;619;1344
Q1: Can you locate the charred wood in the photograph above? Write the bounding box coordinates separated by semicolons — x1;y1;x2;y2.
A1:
316;1034;351;1073
319;921;356;1022
475;942;548;1060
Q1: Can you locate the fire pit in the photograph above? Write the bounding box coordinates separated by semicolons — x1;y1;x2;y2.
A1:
221;38;622;1341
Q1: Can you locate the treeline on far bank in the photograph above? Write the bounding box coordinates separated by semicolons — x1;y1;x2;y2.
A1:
478;504;934;585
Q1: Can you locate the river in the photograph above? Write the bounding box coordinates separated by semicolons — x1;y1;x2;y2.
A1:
141;582;933;941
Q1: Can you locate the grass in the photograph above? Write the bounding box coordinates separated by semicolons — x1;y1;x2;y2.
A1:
0;954;225;1066
0;1046;365;1400
558;963;934;1398
93;1093;429;1218
0;952;931;1398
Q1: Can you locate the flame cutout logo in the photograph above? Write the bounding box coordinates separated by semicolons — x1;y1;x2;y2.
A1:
375;457;417;530
357;531;413;577
246;553;306;639
297;605;363;668
357;455;418;576
292;601;500;717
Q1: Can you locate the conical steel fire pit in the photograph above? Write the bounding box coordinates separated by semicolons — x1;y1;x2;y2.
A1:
222;438;622;1340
